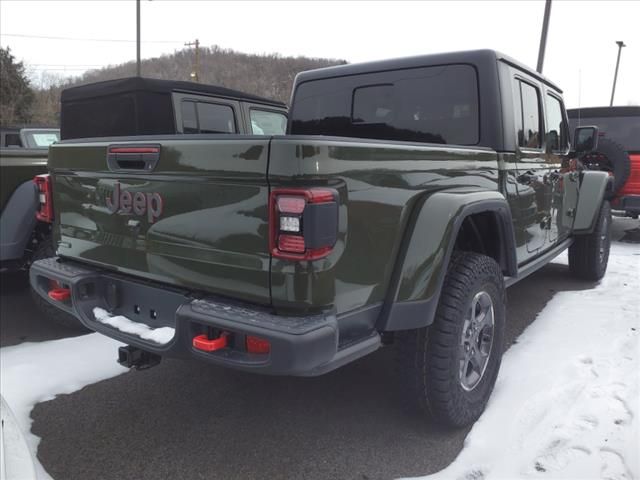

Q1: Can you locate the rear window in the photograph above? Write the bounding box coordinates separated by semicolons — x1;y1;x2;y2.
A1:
28;132;60;148
290;64;479;145
61;91;175;139
568;115;640;151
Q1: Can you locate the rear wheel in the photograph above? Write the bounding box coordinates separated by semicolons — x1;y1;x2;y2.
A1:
30;236;89;331
568;200;611;281
396;252;505;427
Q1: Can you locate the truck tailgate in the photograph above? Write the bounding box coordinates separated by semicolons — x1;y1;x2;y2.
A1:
48;137;271;305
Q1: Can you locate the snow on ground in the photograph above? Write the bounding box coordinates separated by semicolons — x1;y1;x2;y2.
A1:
0;334;127;479
93;306;175;345
1;395;36;480
409;237;640;480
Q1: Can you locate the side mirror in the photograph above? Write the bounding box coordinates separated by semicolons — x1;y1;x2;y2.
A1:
573;126;599;153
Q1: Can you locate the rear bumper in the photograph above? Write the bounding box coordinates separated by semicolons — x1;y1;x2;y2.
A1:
30;257;380;376
612;195;640;215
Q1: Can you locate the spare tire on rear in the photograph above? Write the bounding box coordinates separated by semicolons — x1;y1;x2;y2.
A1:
586;138;631;195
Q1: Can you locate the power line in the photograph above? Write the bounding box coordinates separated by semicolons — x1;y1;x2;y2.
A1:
0;33;184;44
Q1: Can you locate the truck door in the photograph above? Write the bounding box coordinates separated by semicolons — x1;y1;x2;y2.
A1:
513;78;552;259
544;92;577;244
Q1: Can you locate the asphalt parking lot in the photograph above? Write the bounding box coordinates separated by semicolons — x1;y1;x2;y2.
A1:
1;218;638;480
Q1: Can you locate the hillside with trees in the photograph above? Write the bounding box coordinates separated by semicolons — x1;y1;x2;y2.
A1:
0;46;34;125
3;45;346;126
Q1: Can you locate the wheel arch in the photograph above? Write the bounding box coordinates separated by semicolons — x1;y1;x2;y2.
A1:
378;189;516;331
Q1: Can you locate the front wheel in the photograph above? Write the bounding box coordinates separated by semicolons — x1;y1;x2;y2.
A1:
568;200;611;281
395;252;506;428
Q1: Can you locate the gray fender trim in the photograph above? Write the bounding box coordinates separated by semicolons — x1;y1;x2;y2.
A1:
574;171;609;234
380;195;517;332
0;181;38;262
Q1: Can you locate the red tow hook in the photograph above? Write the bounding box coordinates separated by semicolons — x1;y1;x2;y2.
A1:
48;287;71;302
193;332;229;352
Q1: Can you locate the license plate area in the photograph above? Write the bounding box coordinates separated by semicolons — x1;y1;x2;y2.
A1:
77;274;190;330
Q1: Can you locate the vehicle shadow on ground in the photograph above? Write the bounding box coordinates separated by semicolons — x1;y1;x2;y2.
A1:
30;257;600;480
0;272;85;347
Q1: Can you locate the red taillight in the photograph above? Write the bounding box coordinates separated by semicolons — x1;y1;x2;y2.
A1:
246;335;271;354
278;234;305;253
269;188;338;260
34;174;53;223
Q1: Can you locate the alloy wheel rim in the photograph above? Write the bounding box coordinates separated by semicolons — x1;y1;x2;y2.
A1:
459;291;495;391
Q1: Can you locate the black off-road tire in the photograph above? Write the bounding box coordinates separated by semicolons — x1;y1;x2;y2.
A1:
395;252;506;428
30;237;89;331
587;138;631;196
568;200;611;281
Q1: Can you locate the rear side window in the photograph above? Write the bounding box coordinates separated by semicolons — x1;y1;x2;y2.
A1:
198;103;235;133
545;94;568;151
515;80;542;149
181;101;236;134
290;64;479;145
181;101;198;133
250;110;287;135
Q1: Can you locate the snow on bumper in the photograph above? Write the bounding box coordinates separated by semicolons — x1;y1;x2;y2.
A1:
93;307;175;345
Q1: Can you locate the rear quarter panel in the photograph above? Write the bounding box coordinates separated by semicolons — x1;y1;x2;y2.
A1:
268;137;501;319
0;149;48;212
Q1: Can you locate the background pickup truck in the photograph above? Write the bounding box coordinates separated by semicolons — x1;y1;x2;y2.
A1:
568;106;640;218
60;77;288;139
31;50;611;427
0;127;59;273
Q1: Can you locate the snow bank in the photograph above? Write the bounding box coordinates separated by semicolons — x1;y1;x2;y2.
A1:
0;334;127;479
93;307;175;345
407;241;639;480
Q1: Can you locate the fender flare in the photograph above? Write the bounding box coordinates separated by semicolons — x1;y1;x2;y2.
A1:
379;189;517;331
573;170;609;234
0;180;38;262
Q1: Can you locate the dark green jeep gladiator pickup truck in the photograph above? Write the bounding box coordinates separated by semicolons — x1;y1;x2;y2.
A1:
31;50;610;427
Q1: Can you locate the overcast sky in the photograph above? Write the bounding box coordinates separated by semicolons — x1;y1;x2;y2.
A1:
1;0;638;108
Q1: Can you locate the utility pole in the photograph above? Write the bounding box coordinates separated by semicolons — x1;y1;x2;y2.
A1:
610;41;626;107
185;39;200;82
136;0;141;76
536;0;552;73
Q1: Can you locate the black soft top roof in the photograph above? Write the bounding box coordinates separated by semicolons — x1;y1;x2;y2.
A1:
567;106;640;118
294;49;562;93
61;76;286;108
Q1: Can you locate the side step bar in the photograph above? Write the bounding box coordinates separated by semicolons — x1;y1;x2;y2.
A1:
505;238;573;287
